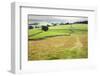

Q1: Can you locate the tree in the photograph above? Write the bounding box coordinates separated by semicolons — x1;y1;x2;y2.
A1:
51;23;57;26
33;23;39;25
47;24;51;27
65;22;69;25
60;23;64;25
74;21;88;24
41;26;48;31
28;25;33;29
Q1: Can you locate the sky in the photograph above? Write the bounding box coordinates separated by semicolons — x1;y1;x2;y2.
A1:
28;15;88;25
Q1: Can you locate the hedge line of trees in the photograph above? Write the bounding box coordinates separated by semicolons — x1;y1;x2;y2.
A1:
28;20;88;30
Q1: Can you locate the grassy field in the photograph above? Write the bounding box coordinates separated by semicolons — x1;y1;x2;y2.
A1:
28;24;87;40
28;24;88;60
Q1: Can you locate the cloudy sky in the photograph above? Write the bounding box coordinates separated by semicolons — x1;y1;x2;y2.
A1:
28;15;88;25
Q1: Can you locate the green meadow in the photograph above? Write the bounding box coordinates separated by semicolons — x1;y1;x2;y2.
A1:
28;24;88;60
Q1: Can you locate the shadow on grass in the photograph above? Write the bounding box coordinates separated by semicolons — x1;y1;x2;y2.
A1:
28;34;71;41
29;31;43;37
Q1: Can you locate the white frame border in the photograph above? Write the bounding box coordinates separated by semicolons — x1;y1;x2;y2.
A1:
11;2;97;74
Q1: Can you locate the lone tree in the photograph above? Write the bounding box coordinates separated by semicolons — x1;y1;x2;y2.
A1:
41;26;48;31
28;25;33;29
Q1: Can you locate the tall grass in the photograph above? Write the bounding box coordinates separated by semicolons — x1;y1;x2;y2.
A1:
28;24;88;60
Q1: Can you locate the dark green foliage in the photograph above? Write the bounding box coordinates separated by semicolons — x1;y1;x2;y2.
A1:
28;25;33;29
41;26;49;31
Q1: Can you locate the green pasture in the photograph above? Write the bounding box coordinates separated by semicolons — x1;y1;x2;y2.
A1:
28;24;88;60
28;24;88;40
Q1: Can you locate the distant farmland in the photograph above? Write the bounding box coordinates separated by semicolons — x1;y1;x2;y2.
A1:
28;24;88;60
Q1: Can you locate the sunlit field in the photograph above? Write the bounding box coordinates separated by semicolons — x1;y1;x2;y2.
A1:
28;24;88;60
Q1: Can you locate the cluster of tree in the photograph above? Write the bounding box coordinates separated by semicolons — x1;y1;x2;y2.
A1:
32;23;39;25
28;25;49;32
28;25;40;29
74;21;88;24
50;22;70;26
60;23;70;25
28;25;33;29
28;23;40;29
28;20;88;30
